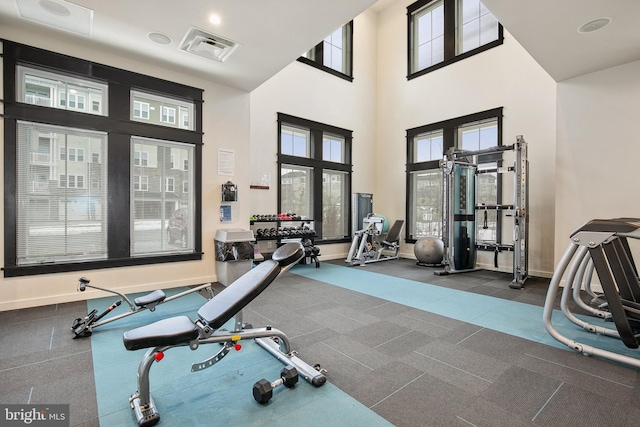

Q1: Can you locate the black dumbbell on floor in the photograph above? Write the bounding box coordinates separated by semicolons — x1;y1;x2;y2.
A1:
252;365;299;404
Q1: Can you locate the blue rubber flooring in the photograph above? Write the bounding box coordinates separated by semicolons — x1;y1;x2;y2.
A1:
90;264;640;426
89;287;392;427
290;262;640;361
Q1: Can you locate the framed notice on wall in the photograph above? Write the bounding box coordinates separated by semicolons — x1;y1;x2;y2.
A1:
218;148;235;176
220;205;232;222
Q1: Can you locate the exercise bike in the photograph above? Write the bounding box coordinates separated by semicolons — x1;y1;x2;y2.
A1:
71;277;214;338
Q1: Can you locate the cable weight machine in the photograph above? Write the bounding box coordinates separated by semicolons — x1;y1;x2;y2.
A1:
435;135;529;289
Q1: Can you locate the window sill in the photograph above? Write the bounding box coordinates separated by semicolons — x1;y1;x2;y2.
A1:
296;57;353;82
3;252;203;277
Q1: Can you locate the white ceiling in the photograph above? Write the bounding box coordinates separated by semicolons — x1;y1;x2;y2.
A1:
0;0;638;92
0;0;377;91
481;0;640;81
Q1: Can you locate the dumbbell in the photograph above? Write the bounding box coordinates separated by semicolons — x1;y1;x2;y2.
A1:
252;366;298;404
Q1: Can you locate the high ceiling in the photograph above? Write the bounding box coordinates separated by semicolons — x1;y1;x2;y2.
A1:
481;0;640;81
0;0;377;91
0;0;638;92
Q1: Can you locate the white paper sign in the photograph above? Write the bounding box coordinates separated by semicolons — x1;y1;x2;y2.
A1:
218;148;235;176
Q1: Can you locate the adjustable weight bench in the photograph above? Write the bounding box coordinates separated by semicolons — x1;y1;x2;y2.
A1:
122;242;326;427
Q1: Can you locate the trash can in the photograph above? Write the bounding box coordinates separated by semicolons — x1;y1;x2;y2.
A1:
214;229;255;286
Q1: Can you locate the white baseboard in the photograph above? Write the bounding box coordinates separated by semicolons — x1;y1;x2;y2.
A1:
0;276;217;312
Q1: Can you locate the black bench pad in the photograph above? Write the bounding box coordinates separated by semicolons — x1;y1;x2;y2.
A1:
197;260;280;329
134;289;167;307
123;316;198;351
198;242;303;329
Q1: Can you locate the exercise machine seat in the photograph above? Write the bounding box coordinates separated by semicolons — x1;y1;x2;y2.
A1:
133;290;167;307
382;220;404;247
123;316;198;350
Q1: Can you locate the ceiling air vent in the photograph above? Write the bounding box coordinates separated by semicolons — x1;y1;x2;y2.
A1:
179;26;240;63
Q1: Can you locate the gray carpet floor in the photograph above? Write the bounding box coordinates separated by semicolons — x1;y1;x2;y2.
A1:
1;258;640;426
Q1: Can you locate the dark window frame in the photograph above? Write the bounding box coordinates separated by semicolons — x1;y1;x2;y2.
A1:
277;113;353;243
407;0;503;80
297;21;354;82
405;107;503;244
2;40;204;277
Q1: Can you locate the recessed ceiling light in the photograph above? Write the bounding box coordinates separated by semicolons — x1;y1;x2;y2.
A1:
148;32;172;45
578;17;612;34
209;14;221;25
16;0;93;36
39;0;70;16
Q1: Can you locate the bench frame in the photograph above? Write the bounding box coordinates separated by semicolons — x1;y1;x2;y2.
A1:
123;243;326;427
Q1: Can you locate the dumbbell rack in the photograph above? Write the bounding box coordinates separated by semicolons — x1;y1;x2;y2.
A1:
250;215;316;264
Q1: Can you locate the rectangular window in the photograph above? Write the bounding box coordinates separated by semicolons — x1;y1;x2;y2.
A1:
322;170;349;239
133;100;150;119
281;125;310;158
458;0;499;54
161;106;176;124
131;90;195;130
412;0;445;72
322;134;345;163
4;40;203;276
17;65;108;115
323;28;346;73
408;0;502;79
166;177;175;192
406;108;502;241
134;150;149;167
410;169;443;238
298;21;353;81
16;121;108;265
414;130;444;162
68;93;86;110
476;162;498;242
181;108;190;129
278;113;352;241
280;165;313;219
131;137;194;255
458;118;498;151
133;175;149;191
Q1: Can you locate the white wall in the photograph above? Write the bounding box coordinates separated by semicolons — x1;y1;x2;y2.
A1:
555;60;640;259
0;26;251;310
0;1;568;311
249;10;379;259
375;1;557;277
250;2;558;276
